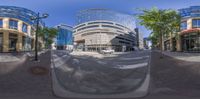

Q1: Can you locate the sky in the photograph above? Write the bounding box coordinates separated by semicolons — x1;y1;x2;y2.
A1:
0;0;200;37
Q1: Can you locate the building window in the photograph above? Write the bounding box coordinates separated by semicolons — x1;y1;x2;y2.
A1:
31;27;35;36
22;23;28;33
0;19;3;28
77;25;99;31
88;22;113;25
192;19;200;28
75;24;86;29
9;20;18;30
102;25;123;30
119;40;130;44
180;21;187;30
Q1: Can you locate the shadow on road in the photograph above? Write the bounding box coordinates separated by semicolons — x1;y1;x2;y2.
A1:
150;51;200;97
52;50;150;95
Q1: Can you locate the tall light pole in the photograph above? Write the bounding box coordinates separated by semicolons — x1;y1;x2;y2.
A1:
31;13;49;61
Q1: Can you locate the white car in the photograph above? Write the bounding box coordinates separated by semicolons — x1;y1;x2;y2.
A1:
101;49;115;54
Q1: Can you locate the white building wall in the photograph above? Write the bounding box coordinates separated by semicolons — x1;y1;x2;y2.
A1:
74;20;137;52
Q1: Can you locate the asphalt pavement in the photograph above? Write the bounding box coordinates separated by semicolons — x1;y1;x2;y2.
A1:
1;50;200;99
51;50;150;98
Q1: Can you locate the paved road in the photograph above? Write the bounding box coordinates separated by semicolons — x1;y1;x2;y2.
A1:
52;50;150;95
1;50;200;99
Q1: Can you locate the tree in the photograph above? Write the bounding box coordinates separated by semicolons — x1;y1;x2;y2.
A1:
149;32;159;48
138;7;180;52
164;10;181;51
38;27;58;48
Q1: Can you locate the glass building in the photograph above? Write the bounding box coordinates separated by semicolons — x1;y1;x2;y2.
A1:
0;6;44;52
74;9;137;52
76;9;136;31
179;6;200;52
54;24;73;50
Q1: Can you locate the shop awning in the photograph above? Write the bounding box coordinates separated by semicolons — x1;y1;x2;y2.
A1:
180;28;200;35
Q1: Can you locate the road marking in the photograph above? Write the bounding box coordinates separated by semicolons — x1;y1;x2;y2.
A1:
120;56;149;61
97;61;107;65
52;53;71;68
114;62;148;69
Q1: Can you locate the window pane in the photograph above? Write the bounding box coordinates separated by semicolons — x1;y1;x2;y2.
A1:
192;19;200;28
181;21;187;30
9;20;18;30
0;19;2;28
22;23;27;33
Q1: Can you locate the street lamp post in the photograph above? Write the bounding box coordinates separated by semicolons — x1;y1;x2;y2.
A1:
31;12;49;61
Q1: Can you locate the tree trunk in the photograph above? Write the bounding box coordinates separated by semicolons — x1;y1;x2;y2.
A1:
159;32;163;51
170;32;173;51
159;32;164;58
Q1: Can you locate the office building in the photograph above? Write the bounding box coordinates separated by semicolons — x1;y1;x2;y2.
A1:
0;6;44;52
74;9;137;52
54;24;73;50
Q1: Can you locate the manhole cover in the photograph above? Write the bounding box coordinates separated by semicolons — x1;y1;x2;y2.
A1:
30;66;48;75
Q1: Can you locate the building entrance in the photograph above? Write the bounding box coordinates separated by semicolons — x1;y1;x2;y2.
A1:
182;32;200;52
9;33;18;52
0;33;3;52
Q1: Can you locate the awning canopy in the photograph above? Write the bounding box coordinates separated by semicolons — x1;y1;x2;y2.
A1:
180;28;200;35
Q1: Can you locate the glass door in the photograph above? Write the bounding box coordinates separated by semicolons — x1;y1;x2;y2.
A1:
0;33;3;52
9;33;18;52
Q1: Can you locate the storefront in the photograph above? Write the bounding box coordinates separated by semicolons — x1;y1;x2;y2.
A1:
179;6;200;53
164;40;170;51
182;32;200;52
22;36;32;51
164;37;176;51
0;33;2;52
9;33;18;52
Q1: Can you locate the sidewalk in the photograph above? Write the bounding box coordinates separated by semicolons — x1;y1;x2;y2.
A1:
0;50;48;62
155;50;200;62
150;51;200;98
0;51;52;97
0;52;27;62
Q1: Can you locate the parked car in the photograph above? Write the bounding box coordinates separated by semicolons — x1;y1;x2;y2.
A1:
101;49;115;54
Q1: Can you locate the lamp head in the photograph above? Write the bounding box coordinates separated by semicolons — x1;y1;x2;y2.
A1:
42;13;49;18
30;16;37;20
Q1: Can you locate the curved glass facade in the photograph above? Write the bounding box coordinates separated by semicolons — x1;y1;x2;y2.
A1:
0;6;43;25
0;6;44;52
76;9;136;30
55;24;73;50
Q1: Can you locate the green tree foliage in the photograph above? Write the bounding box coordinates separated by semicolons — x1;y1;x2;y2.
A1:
38;27;58;48
138;7;180;50
149;32;159;46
